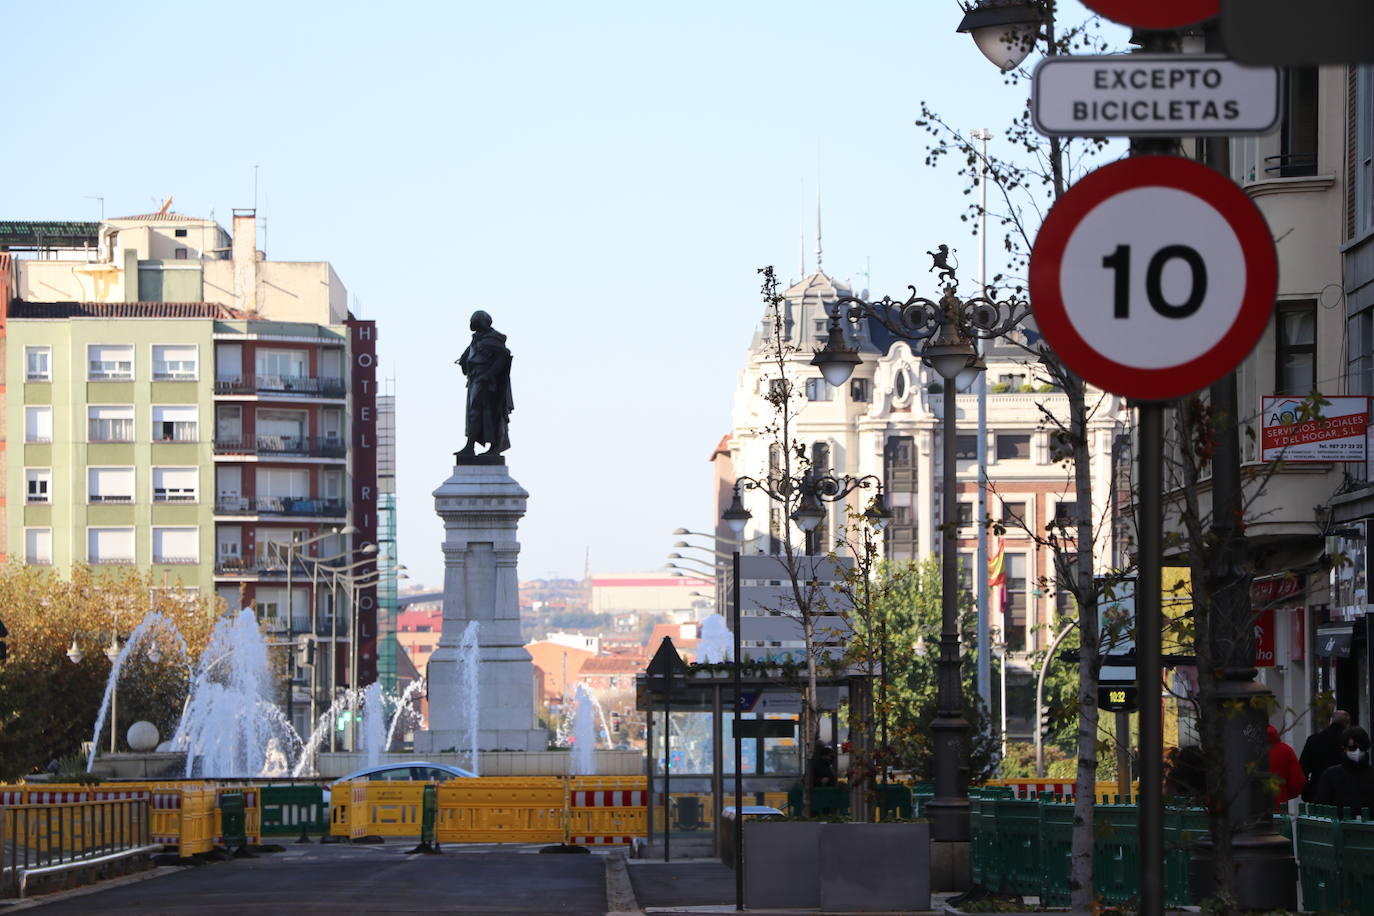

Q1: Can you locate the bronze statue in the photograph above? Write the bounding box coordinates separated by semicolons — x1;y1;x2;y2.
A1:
455;310;513;460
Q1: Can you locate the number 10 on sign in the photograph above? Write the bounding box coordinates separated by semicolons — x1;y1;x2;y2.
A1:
1029;156;1276;401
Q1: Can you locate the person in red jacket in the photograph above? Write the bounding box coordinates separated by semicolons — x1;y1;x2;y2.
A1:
1268;724;1306;810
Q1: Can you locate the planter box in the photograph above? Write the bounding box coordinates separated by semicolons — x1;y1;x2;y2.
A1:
819;821;930;912
741;820;931;911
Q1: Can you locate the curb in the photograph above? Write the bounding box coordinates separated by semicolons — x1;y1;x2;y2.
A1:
605;850;642;915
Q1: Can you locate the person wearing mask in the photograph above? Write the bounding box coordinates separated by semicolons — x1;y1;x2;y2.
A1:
1300;709;1350;802
1313;726;1374;818
1266;725;1305;810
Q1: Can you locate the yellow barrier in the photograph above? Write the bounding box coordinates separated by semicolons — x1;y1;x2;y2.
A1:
984;778;1141;802
436;777;565;844
568;777;647;845
365;784;428;837
330;780;369;840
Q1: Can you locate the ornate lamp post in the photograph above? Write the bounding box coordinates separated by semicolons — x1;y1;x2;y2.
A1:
810;250;1029;862
721;472;889;910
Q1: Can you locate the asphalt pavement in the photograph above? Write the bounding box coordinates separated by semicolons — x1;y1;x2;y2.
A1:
14;843;611;916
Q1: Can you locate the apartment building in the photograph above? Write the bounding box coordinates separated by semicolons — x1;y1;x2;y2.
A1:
0;209;381;735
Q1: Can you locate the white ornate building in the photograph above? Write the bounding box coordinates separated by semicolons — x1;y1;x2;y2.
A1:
718;257;1128;730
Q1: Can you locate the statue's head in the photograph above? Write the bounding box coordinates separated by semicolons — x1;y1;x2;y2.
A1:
470;310;492;332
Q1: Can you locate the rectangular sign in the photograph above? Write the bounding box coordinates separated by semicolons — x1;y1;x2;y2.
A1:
1032;54;1279;137
1262;396;1370;463
347;318;379;686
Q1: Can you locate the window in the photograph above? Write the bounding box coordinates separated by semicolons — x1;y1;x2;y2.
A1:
1356;66;1374;238
1276;302;1316;395
153;467;199;503
996;434;1032;461
255;348;307;380
1005;552;1028;651
811;441;832;475
1271;67;1318;178
89;405;134;442
956;434;979;460
257;467;309;499
24;528;52;566
88;527;135;564
153;345;198;380
174;248;188;259
88;467;135;503
25;406;52;443
152;405;198;442
323;469;343;501
996;373;1026;392
88;344;133;380
886;437;914;467
1001;501;1027;525
1053;501;1077;526
174;228;188;238
153;527;199;564
805;377;833;401
25;469;51;504
850;377;870;403
958;552;974;605
958;501;974;526
25;346;51;381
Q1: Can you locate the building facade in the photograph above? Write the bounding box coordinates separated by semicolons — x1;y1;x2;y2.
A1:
0;208;380;737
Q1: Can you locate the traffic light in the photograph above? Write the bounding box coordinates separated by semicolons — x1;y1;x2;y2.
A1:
611;711;622;733
1039;706;1052;739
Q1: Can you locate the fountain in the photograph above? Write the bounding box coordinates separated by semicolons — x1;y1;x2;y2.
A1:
697;613;733;663
569;683;601;775
85;611;190;773
171;608;303;778
385;677;427;752
361;682;385;769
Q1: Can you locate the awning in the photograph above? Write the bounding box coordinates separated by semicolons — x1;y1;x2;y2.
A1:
1316;624;1355;658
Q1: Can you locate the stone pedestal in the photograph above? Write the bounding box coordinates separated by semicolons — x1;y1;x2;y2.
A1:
414;461;546;754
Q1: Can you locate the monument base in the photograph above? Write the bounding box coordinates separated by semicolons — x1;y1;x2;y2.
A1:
412;728;546;755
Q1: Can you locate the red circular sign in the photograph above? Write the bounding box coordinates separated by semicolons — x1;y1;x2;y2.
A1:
1081;0;1219;30
1029;156;1276;402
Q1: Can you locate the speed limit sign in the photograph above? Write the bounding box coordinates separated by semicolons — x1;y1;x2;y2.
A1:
1081;0;1218;30
1029;156;1276;401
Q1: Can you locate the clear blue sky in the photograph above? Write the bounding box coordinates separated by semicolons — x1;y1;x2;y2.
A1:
4;2;1120;589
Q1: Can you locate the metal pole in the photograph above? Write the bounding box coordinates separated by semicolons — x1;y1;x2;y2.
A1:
351;578;361;752
930;380;970;845
286;537;295;731
972;127;992;704
1115;710;1132;799
1036;622;1076;778
664;667;672;864
330;574;340;753
1137;402;1164;916
733;548;743;910
309;563;320;753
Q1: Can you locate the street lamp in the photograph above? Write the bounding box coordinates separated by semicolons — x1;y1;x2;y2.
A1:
720;471;889;910
956;0;1045;71
272;525;350;732
810;250;1029;852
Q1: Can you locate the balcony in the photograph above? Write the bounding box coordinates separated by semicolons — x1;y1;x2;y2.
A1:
213;435;346;459
214;375;346;399
214;496;346;518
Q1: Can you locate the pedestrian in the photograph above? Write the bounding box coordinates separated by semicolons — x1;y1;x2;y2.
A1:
1300;709;1351;801
1164;744;1206;798
1313;726;1374;818
1266;725;1305;810
809;744;837;788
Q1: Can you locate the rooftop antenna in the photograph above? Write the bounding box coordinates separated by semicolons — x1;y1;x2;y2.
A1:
84;196;104;220
253;164;259;212
815;183;823;273
799;225;806;278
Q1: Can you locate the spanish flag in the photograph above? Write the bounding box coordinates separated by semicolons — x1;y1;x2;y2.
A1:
988;537;1005;589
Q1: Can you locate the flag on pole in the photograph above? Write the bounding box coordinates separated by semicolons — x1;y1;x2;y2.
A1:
988;538;1005;589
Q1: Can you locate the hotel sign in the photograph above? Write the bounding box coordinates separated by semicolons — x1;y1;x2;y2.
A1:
1261;395;1369;463
348;318;379;686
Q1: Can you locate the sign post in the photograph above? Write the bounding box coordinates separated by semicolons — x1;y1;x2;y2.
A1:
1031;152;1278;916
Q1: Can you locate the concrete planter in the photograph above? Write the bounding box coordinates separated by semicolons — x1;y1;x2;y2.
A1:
741;820;931;911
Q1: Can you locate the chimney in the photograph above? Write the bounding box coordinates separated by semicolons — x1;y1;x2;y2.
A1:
232;209;258;312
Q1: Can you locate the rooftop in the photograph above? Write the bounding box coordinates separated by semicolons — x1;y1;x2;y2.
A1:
9;300;250;320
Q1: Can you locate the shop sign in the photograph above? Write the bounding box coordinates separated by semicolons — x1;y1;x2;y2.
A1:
1262;395;1369;462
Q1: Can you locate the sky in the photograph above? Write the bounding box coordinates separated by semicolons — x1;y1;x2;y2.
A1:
4;1;1122;590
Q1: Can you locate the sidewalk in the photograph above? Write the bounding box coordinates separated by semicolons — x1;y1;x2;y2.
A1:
620;854;949;915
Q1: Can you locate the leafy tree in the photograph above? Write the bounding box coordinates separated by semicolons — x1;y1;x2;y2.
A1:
0;565;219;779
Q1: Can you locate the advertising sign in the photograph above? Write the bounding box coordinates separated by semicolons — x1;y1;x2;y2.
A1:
347;318;379;686
1033;55;1278;137
1261;396;1370;462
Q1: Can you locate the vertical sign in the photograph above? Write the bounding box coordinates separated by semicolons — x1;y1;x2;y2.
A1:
348;319;379;686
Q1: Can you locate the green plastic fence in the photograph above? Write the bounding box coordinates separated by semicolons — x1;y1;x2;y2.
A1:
259;785;331;837
219;791;247;849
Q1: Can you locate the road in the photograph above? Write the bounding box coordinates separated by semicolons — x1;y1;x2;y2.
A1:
21;843;612;915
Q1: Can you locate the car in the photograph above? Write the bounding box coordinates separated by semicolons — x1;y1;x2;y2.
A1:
330;761;477;787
